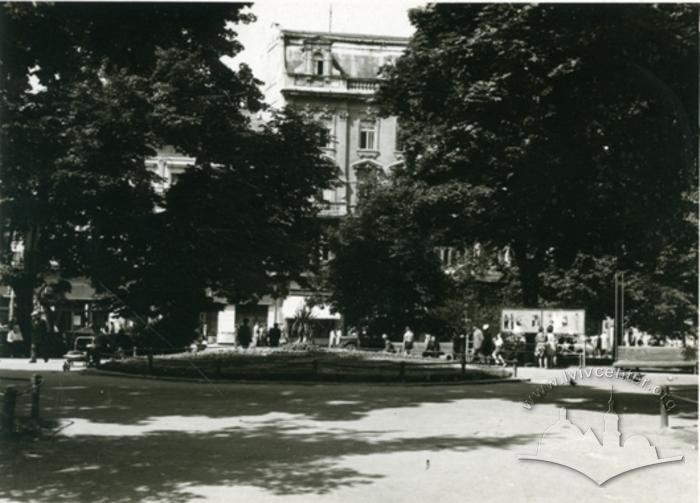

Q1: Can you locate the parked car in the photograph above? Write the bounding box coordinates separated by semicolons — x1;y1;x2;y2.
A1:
62;335;95;370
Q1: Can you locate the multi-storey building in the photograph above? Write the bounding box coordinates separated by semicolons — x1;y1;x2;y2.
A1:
263;25;408;216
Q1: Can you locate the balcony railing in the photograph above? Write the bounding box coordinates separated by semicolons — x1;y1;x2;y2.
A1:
347;80;379;92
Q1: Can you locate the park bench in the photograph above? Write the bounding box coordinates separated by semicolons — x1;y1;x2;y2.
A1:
613;346;698;373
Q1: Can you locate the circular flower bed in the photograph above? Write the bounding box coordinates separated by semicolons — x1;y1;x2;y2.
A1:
97;346;512;383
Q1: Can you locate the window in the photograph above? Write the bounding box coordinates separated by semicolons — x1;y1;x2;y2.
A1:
323;127;334;147
359;120;376;150
313;52;324;76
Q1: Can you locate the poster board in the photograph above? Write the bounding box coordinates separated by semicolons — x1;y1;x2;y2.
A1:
501;308;585;335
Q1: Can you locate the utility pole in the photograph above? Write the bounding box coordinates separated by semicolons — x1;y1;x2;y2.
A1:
613;272;625;361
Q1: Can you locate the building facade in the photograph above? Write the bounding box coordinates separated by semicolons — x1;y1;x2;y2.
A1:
263;26;408;216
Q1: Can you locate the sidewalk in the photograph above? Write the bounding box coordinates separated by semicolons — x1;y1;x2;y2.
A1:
517;364;699;388
0;357;68;372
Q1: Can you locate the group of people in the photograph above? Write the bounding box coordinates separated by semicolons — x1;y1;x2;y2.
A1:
3;321;25;357
1;312;51;361
470;324;509;366
533;326;559;368
234;318;283;349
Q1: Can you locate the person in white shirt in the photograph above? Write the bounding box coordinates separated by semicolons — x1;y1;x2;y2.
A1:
6;325;24;358
402;326;415;355
472;325;484;363
492;332;506;366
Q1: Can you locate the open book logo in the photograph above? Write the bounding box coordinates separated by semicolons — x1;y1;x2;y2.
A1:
519;389;683;485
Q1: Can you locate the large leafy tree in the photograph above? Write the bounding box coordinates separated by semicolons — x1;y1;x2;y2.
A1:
118;111;335;345
378;4;697;307
0;3;335;345
326;171;449;337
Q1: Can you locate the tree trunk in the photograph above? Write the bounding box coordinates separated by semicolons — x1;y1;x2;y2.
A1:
513;245;543;308
12;279;35;346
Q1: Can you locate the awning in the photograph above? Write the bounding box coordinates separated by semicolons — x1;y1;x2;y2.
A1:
281;296;340;320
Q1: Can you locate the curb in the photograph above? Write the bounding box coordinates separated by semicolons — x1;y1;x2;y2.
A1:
80;368;529;387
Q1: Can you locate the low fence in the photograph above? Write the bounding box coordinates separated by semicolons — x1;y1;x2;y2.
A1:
659;385;698;428
98;352;512;383
1;374;43;435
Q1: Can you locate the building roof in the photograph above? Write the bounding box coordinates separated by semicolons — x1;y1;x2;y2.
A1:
280;29;409;46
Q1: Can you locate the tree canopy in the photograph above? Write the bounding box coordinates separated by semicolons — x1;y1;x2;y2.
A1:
378;4;698;308
326;171;449;337
0;3;336;344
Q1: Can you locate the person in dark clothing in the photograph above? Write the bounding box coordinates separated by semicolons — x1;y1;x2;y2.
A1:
422;335;443;358
452;333;466;360
30;312;49;363
115;328;132;353
237;318;252;348
89;331;111;367
268;323;282;347
382;334;396;353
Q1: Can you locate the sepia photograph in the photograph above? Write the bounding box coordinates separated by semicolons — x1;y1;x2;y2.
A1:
0;1;698;502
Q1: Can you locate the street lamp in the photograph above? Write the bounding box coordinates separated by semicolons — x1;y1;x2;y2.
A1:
613;271;625;361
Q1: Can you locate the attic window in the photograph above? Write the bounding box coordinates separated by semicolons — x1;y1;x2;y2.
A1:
313;52;324;76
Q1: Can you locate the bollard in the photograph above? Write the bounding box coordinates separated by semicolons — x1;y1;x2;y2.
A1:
399;361;406;381
147;353;154;373
2;386;18;433
578;353;584;369
30;374;43;423
132;346;138;358
512;360;518;378
660;386;669;428
460;352;466;375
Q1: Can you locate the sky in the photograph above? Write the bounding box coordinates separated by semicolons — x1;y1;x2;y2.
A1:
226;0;426;78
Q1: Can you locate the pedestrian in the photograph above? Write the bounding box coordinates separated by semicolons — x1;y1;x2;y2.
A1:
534;327;547;368
492;332;506;366
591;333;601;357
6;324;23;358
237;318;252;348
481;324;493;363
402;326;414;355
30;311;49;363
422;335;442;358
268;323;282;347
600;329;611;357
471;324;484;363
382;333;395;353
452;332;466;360
251;322;262;348
89;329;111;367
546;326;558;367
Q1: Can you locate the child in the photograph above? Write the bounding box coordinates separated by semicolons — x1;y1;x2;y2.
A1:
492;332;506;366
534;328;547;368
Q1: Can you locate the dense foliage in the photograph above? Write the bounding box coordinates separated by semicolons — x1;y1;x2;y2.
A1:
0;3;336;345
378;4;698;313
326;172;449;338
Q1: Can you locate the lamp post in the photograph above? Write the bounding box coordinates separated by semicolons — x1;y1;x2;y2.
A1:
613;272;625;361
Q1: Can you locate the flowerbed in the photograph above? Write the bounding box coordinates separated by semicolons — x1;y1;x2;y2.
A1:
97;347;512;383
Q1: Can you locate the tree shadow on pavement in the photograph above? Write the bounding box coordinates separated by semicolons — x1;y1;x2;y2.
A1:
0;424;537;502
14;372;696;427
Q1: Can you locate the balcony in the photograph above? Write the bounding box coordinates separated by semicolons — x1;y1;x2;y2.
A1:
347;79;379;92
